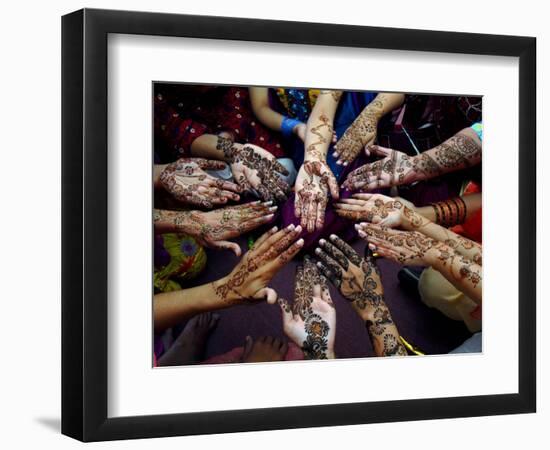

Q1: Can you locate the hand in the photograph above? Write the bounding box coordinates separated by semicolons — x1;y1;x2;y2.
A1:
277;257;336;359
295;122;337;145
160;158;242;207
173;201;278;256
356;223;438;266
333;109;379;166
313;234;384;314
342;145;418;191
335;194;424;229
220;141;291;202
295;160;339;232
212;224;304;305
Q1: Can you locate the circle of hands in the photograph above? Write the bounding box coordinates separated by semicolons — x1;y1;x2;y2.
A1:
295;161;339;233
227;143;291;202
160;157;243;208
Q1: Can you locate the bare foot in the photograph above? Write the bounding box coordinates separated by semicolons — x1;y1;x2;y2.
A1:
157;312;219;366
241;336;288;363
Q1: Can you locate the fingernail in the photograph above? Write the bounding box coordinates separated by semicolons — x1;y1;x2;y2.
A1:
264;201;273;206
332;152;338;157
343;162;348;166
271;226;278;232
369;244;376;250
296;239;304;246
269;206;278;212
315;248;321;254
295;225;302;233
319;239;326;245
330;234;337;240
354;224;360;230
358;230;366;237
287;224;295;231
336;161;342;165
265;214;275;220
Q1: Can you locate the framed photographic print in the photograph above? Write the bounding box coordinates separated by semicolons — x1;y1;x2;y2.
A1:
62;8;536;442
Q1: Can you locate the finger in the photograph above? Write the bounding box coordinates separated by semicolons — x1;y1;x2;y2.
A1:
327;173;340;200
271;226;303;255
368;144;393;157
334;201;364;210
364;144;371;157
242;335;254;360
239;214;276;234
280;340;289;356
256;224;297;255
272;238;304;268
334;209;362;221
320;277;332;304
253;287;278;304
209;178;243;194
278;297;294;322
312;283;322;298
251;226;278;251
307;199;317;233
235;174;253;192
328;234;361;262
294;264;305;301
272;160;290;176
195;158;228;171
208;240;242;257
319;238;349;268
315;198;326;231
294;194;302;219
300;197;310;229
315;261;338;286
353;193;375;201
314;247;343;276
217;189;241;201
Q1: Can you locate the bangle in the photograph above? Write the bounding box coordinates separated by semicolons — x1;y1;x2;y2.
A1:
455;196;467;224
281;116;302;138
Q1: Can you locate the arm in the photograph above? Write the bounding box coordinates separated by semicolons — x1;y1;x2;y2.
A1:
153;201;277;256
358;223;482;304
416;192;482;226
154;224;305;333
336;193;482;264
334;92;405;165
314;235;407;357
249;87;306;140
344;127;482;191
294;90;341;232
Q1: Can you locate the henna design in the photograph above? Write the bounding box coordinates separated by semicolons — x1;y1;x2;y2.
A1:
217;137;290;202
319;90;343;102
302;313;330;360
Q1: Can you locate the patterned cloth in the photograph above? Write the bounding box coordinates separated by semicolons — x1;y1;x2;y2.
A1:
154;85;285;162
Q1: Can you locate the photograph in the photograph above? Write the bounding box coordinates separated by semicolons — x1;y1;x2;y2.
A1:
151;84;483;366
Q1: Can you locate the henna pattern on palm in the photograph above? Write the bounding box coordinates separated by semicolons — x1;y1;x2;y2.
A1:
216;137;290;202
278;257;336;360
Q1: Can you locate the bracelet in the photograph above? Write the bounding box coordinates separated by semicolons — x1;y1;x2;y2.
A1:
281;116;302;138
455;196;467;224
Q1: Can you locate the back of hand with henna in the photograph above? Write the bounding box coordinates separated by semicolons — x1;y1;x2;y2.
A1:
314;235;407;357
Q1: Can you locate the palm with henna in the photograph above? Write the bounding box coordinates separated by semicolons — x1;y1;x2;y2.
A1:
295;160;339;233
277;257;336;359
159;157;242;207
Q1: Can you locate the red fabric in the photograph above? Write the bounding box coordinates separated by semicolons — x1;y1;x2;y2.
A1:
154;85;285;159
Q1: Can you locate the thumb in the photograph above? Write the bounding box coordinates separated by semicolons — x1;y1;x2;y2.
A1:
196;158;227;171
253;287;278;304
369;144;392;157
277;297;294;322
208;240;242;257
327;172;340;200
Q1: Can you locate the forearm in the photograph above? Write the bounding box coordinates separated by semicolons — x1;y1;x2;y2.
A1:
153;281;226;333
190;134;242;162
416;193;482;226
153;164;168;189
411;128;482;181
427;245;482;304
249;87;287;132
352;298;407;357
368;93;405;118
304;91;341;161
153;209;196;235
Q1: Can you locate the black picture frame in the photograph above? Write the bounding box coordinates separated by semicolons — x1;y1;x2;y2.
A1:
62;8;536;442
